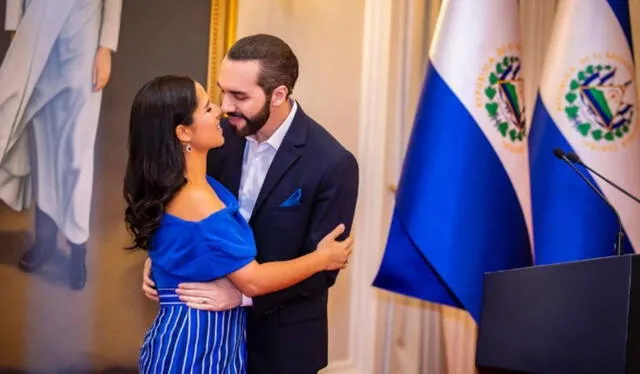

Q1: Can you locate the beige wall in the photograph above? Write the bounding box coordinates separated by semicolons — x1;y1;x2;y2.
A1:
237;0;364;155
236;0;365;364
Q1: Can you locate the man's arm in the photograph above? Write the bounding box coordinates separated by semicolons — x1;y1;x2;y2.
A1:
99;0;122;52
250;151;359;315
5;0;23;32
92;0;121;92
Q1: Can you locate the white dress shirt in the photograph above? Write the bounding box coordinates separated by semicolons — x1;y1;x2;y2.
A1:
238;99;298;306
238;99;298;221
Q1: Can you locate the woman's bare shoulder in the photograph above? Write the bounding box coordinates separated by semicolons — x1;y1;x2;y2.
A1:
165;184;225;222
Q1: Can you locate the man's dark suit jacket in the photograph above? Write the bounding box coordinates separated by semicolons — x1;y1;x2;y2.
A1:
207;104;359;374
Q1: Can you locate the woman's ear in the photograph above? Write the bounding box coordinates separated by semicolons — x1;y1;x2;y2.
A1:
175;124;191;143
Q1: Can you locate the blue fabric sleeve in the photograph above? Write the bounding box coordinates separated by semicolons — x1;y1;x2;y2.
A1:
152;220;257;282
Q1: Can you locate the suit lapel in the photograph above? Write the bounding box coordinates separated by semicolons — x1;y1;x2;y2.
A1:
250;108;307;221
227;136;246;197
214;120;246;198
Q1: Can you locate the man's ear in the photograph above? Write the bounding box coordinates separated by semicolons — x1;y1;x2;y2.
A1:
271;85;289;107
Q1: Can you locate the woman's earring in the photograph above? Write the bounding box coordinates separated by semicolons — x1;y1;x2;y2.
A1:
185;143;192;152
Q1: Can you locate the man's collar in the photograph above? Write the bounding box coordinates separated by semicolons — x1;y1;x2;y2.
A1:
246;98;298;151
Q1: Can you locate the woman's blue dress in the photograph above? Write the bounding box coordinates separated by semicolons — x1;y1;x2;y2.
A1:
138;176;256;374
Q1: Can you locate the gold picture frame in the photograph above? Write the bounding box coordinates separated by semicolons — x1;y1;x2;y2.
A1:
207;0;238;103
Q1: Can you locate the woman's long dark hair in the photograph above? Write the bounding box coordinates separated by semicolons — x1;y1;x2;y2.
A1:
123;75;198;251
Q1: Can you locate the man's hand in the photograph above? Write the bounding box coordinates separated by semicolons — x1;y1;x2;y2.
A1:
142;257;159;302
176;278;242;311
92;47;112;92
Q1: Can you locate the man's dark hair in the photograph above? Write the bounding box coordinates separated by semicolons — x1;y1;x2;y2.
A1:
227;34;299;97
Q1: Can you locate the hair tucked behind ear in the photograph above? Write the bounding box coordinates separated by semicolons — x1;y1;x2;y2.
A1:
123;75;197;251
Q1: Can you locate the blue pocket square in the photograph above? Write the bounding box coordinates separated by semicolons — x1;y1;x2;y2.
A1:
280;189;302;207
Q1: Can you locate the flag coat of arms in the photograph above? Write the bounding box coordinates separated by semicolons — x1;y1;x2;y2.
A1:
373;0;533;322
529;0;638;265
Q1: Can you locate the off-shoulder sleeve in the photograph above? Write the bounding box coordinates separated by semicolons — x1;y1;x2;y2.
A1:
152;220;257;281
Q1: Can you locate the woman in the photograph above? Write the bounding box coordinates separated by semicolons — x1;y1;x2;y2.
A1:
123;75;352;373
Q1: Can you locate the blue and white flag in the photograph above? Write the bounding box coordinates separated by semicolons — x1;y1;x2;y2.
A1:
373;0;532;322
529;0;638;264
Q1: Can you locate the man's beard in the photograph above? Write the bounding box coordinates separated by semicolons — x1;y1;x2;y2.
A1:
227;97;271;137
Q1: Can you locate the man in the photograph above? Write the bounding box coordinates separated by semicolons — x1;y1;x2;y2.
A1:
143;34;359;373
0;0;122;290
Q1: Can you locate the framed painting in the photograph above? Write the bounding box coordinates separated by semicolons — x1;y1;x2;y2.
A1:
208;0;238;103
0;0;239;371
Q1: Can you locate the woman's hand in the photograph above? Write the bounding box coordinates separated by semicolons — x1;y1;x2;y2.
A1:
316;224;354;270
